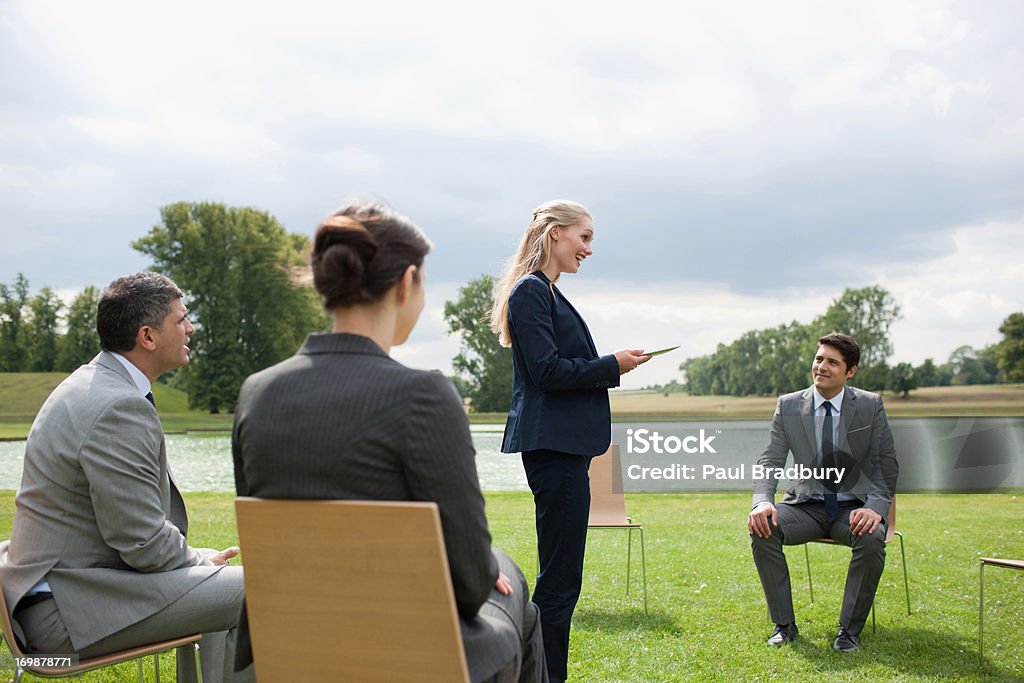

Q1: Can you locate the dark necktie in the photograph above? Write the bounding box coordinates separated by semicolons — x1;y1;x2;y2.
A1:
823;401;839;518
145;391;155;406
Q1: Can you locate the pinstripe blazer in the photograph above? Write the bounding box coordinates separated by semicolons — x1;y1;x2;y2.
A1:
232;333;515;681
0;352;221;651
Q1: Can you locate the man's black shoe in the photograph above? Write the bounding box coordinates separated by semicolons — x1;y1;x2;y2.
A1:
833;626;860;652
767;623;798;646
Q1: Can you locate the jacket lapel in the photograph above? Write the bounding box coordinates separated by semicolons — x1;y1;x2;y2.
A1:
549;283;599;357
800;388;817;458
837;387;857;451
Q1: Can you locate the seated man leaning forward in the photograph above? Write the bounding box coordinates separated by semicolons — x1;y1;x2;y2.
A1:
747;332;899;653
0;272;253;683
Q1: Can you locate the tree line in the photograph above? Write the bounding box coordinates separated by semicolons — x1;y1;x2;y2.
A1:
441;277;1024;411
675;292;1023;398
0;274;101;374
7;208;1023;413
1;202;328;413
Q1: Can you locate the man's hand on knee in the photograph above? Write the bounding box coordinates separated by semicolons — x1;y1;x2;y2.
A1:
748;502;777;538
849;508;881;536
209;546;241;566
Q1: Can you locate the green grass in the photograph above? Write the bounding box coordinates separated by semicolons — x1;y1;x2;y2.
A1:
2;491;1022;681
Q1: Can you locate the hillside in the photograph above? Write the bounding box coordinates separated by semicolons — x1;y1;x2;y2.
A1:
0;372;231;438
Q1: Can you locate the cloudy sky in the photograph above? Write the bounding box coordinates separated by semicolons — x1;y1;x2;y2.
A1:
2;0;1022;388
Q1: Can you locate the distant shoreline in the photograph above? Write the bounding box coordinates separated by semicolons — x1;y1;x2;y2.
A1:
1;377;1021;441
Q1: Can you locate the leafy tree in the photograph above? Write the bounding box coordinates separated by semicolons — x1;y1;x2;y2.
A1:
855;361;891;392
24;288;63;371
133;202;327;412
978;344;1002;383
813;285;901;369
936;362;954;386
996;312;1024;382
915;358;940;387
0;274;30;371
759;321;816;394
888;362;917;398
681;285;901;396
680;352;720;395
948;345;992;385
57;286;102;371
443;275;512;413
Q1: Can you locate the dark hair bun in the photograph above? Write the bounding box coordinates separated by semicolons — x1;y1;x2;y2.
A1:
309;204;432;310
312;217;380;307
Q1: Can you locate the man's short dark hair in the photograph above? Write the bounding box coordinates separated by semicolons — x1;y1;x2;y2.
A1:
818;332;860;370
97;272;183;353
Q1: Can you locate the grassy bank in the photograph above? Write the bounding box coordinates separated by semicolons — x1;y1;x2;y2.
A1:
0;373;232;439
1;375;1022;440
1;491;1021;681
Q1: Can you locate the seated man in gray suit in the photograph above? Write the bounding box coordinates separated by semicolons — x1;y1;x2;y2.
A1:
748;332;899;652
0;272;253;683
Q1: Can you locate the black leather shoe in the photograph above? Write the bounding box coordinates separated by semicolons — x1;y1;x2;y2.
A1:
767;623;798;646
833;626;860;652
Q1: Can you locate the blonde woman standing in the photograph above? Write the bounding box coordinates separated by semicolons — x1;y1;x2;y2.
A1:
491;200;649;683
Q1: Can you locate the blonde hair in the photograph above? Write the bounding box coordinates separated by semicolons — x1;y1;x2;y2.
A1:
489;199;593;347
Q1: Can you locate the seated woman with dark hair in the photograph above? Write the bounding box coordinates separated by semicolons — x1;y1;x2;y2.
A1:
231;200;546;683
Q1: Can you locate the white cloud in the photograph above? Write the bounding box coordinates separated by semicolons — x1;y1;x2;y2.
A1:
66;117;149;146
2;0;1022;390
883;217;1024;364
12;0;1013;159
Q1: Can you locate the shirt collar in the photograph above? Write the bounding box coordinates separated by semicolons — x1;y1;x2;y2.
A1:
110;352;152;397
812;386;845;413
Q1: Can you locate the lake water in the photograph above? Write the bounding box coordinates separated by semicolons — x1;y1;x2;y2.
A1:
1;418;1021;493
0;425;528;492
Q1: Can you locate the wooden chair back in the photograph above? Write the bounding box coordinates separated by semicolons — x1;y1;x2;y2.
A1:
589;446;631;526
234;498;469;683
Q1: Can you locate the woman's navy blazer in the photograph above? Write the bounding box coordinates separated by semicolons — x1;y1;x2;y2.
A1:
501;271;620;457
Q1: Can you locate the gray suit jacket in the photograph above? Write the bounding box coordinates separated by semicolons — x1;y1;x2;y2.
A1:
752;385;899;520
0;352;222;651
232;333;513;681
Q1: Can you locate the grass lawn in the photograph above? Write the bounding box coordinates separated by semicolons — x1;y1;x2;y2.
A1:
2;491;1022;681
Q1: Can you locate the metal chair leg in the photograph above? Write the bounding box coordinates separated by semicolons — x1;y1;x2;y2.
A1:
804;544;815;604
639;526;648;616
626;527;633;596
194;641;203;683
895;531;910;615
979;560;985;663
